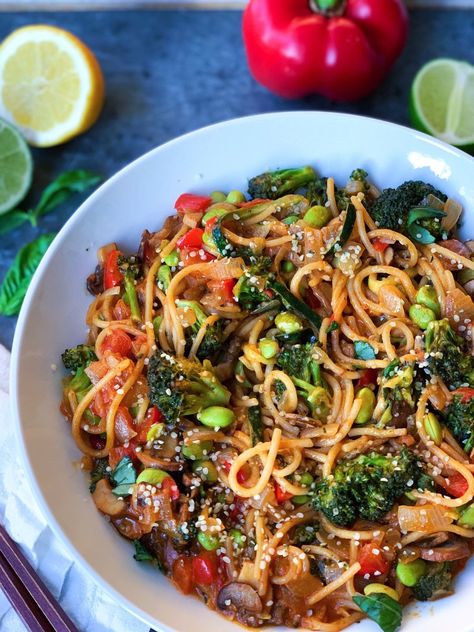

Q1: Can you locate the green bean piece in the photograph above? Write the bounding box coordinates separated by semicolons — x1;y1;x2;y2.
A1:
163;249;179;267
458;503;474;528
226;190;246;204
193;459;218;482
123;274;141;321
197;406;235;428
275;311;303;334
281;260;296;273
181;440;214;460
409;304;436;330
197;530;220;551
211;191;227;203
415;285;441;318
303;205;332;229
258;338;279;359
423;412;442;445
355;387;376;424
396;559;427;587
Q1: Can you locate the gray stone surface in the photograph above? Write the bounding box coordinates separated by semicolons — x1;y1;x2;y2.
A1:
1;8;474;350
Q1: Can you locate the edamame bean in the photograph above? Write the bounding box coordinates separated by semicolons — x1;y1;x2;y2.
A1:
458;503;474;527
303;205;332;229
226;190;246;204
275;312;303;334
197;406;235;428
299;472;314;487
193;459;218;482
416;285;440;317
292;495;310;505
136;468;169;485
198;530;220;551
181;440;214;460
211;191;227;203
230;528;245;547
163;249;179;267
396;559;426;587
423;412;442;446
282;215;299;225
281;260;296;273
409;304;436;330
258;338;279;359
355;387;376;424
364;583;399;602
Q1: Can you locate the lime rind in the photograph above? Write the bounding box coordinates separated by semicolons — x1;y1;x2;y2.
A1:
0;117;32;214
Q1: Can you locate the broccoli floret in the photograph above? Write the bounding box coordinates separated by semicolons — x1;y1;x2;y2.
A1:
147;352;230;424
306;176;351;212
176;300;224;363
425;319;474;389
443;393;474;452
411;563;453;601
313;448;421;527
248;166;316;200
61;344;97;372
370;180;447;238
293;523;319;545
117;254;141;279
118;255;141;321
350;168;369;183
233;257;273;311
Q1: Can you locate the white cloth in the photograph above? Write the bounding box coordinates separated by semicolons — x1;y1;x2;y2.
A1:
0;345;150;632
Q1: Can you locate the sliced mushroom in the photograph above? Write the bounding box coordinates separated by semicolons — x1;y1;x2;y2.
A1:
419;539;470;562
92;478;127;517
217;582;263;615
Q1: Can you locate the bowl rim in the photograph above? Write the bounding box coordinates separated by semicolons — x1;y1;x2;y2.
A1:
9;110;474;631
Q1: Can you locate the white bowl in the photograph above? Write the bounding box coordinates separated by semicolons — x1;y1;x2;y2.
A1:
11;112;474;632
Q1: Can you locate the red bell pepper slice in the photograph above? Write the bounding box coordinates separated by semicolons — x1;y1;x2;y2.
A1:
136;406;163;443
104;249;123;289
207;278;237;303
101;329;133;358
179;247;216;266
453;388;474;404
357;542;390;576
274;481;293;504
372;238;391;252
177;227;205;250
192;552;218;585
442;472;468;498
175;193;212;214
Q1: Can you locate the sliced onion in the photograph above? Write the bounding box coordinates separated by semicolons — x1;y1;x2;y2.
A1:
398;504;454;534
425;194;445;212
442;198;463;231
205;257;245;281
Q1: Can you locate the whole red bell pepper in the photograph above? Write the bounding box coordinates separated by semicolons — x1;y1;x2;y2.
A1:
243;0;408;102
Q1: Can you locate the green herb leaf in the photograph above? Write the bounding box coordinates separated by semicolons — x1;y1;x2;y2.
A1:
32;170;102;220
327;320;340;334
0;210;31;236
353;594;402;632
112;483;135;497
383;358;400;378
0;233;56;316
89;457;109;493
133;540;155;562
354;340;377;361
326;203;356;256
110;456;137;490
248;405;263;446
268;279;322;333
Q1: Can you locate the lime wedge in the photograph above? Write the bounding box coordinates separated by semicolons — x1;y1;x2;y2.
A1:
410;58;474;153
0;117;32;214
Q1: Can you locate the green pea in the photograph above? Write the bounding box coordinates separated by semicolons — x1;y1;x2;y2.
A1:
458;503;474;527
423;412;442;446
197;406;235;428
303;205;332;229
258;338;279;359
416;285;440;318
396;559;427;587
193;459;218;482
153;315;163;338
282;215;299;225
226;190;246;205
211;191;227;203
275;311;303;334
157;264;171;290
163;249;179;267
409;304;436;330
198;530;220;551
299;472;314;487
202;206;229;225
230;528;246;547
136;468;169;485
355;387;376;424
181;440;214;460
281;260;296;273
292;495;310;505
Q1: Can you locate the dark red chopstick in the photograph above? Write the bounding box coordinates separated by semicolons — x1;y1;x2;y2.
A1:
0;523;78;632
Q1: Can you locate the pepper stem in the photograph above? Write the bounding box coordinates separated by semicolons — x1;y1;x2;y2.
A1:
309;0;346;15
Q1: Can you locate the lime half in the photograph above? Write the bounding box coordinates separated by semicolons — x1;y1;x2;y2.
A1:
0;117;32;214
410;58;474;153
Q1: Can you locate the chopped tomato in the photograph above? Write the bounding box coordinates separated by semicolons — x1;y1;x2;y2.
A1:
357;542;390;576
108;444;138;469
104;249;123;289
114;406;137;445
113;298;131;321
179;247;216;266
274;481;293;505
443;472;468;498
207;278;237;303
192;552;218;586
136;406;164;443
177;227;205;250
358;369;379;388
453;388;474;404
172;556;194;594
175;193;212;214
162;476;180;501
101;329;133;358
372;238;391;253
89;434;106;450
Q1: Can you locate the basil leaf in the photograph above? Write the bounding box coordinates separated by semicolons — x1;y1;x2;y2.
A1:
0;210;31;236
354;340;377;360
353;594;402;632
133;540;155;562
32;170;102;220
110;456;137;488
0;233;56;316
89;457;109;493
112;483;135;497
